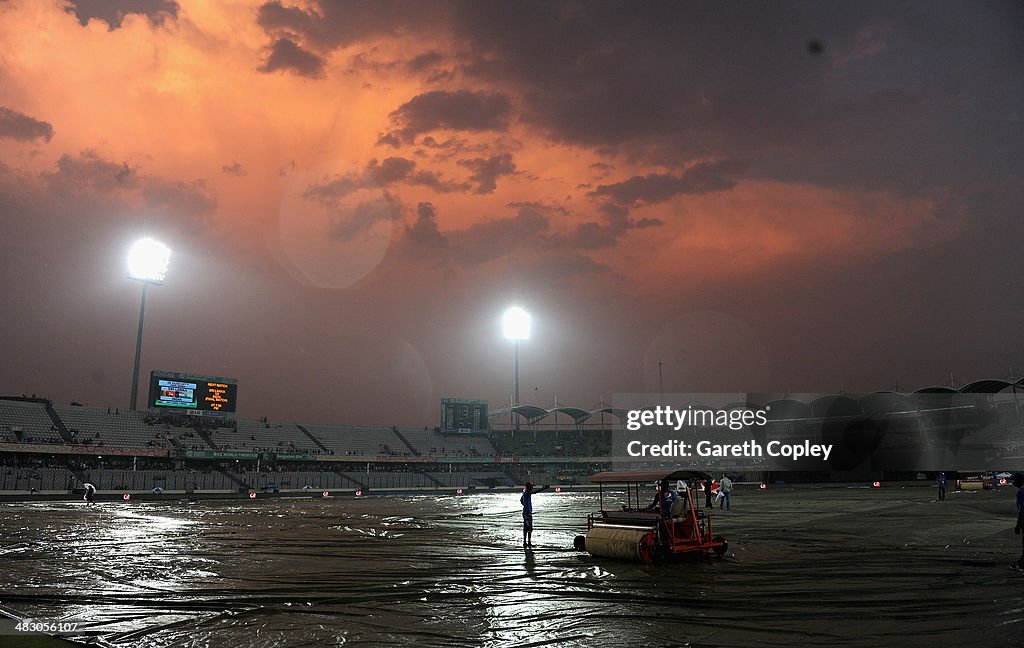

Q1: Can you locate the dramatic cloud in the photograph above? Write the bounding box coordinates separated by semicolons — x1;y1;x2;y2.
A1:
44;150;137;194
457;153;516;194
404;201;447;249
64;0;178;29
0;107;54;143
305;157;469;203
256;0;441;51
259;38;326;78
564;221;621;251
589;160;748;206
255;0;318;37
325;195;396;242
399;203;550;268
41;150;214;228
382;90;513;145
0;1;1020;425
446;207;548;266
368;157;415;184
406;51;444;73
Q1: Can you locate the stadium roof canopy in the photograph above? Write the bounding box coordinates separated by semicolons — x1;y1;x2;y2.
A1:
489;404;630;425
489;405;549;423
548;405;592;423
859;391;914;415
809;394;861;418
486;376;1022;427
764;398;812;420
960;378;1024;393
912;386;959;394
723;400;760;411
588;406;629;420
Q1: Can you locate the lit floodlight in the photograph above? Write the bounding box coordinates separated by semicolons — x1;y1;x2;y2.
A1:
126;237;172;411
127;238;171;283
502;306;531;340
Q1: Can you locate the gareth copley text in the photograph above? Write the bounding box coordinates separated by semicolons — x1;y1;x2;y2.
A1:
626;439;833;461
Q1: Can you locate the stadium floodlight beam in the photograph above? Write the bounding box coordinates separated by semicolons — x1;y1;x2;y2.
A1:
127;238;171;412
502;306;531;434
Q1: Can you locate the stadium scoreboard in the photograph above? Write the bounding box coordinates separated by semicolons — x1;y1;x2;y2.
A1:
148;371;238;417
440;398;488;434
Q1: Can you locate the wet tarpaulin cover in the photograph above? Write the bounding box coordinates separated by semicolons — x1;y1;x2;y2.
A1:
1;489;1022;647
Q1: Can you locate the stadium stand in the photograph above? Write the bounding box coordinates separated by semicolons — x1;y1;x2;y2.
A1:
491;429;612;457
300;423;401;456
71;468;238;491
426;470;514;487
219;419;321;454
396;427;497;457
14;386;1016;495
336;470;513;489
0;399;59;443
54;406;158;448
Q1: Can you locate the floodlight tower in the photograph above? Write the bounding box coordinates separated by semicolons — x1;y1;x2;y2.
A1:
127;238;171;411
502;306;531;434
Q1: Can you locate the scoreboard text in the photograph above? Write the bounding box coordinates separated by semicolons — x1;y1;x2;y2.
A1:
148;371;238;417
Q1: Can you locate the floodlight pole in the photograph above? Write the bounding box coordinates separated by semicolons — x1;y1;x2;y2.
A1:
658;359;664;405
514;338;521;434
129;281;149;411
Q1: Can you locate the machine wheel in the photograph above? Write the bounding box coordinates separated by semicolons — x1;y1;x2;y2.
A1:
637;532;658;564
573;535;587;552
713;535;728;557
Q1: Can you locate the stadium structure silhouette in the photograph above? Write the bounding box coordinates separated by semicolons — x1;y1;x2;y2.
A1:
1;372;1022;496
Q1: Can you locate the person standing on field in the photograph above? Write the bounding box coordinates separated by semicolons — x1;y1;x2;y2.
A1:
719;474;733;510
520;481;550;547
1012;473;1024;571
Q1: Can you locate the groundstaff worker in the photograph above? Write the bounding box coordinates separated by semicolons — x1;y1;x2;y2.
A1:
647;479;677;517
521;481;550;547
83;482;96;505
719;474;733;510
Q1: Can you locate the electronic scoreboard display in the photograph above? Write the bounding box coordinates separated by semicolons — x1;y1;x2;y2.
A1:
440;398;488;434
148;371;238;417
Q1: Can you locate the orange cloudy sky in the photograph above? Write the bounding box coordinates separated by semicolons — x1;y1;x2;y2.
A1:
1;0;1021;424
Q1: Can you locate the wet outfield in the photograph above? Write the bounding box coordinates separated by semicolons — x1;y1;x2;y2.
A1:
1;486;1022;648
